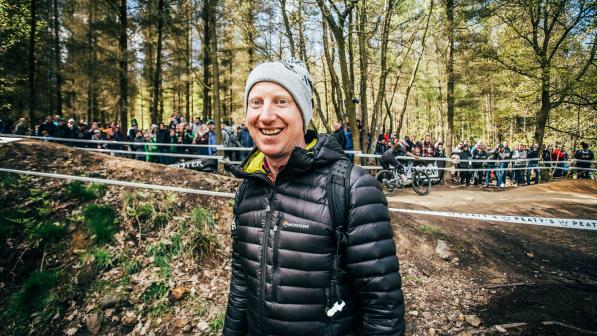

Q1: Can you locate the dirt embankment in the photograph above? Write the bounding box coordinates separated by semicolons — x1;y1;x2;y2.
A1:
0;140;240;335
1;139;596;336
390;180;597;335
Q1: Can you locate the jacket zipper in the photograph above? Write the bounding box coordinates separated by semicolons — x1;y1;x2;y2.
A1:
260;188;275;335
271;215;282;301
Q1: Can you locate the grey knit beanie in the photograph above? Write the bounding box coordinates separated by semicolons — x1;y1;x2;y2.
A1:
244;59;313;132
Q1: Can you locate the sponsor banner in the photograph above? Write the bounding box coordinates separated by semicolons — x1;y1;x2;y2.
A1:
390;208;597;231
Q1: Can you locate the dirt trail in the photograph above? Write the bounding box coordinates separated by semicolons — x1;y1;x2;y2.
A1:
387;180;597;210
389;180;597;335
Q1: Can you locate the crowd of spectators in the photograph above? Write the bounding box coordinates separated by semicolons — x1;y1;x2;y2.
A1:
2;114;254;164
1;116;594;186
372;131;595;188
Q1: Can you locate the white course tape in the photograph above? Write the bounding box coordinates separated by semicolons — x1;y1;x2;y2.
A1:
390;208;597;231
0;167;236;198
2;167;595;230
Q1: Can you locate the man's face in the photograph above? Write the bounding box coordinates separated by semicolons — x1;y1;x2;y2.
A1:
334;122;341;131
425;135;431;143
246;81;304;160
504;141;509;147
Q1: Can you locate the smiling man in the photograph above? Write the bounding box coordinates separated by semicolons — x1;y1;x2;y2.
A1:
224;59;405;336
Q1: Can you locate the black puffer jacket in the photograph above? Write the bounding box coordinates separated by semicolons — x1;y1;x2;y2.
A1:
223;131;405;336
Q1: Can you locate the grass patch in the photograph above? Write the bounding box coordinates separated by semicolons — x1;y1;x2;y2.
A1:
84;204;117;244
209;310;226;332
418;224;443;235
82;247;114;271
65;181;107;201
27;221;67;247
2;270;64;336
141;282;168;303
146;240;181;278
403;274;424;285
119;253;143;275
187;208;219;259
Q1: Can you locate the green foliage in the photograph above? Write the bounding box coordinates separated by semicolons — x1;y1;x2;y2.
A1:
65;181;106;201
26;221;66;246
146;240;181;278
135;203;154;222
83;204;117;244
82;247;114;271
154;213;170;228
417;224;442;235
209;310;226;332
141;282;168;303
188;208;219;258
3;270;62;336
119;253;143;275
190;207;215;230
0;172;18;188
0;208;31;244
403;274;423;285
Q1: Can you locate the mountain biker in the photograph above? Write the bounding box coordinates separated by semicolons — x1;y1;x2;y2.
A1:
380;139;418;172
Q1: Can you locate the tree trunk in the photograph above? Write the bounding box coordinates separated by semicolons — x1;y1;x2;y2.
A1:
151;0;164;124
28;0;37;129
202;0;211;120
280;0;296;58
322;19;343;122
297;0;330;133
396;0;433;138
318;0;359;153
209;0;222;143
445;0;455;157
534;61;550;150
53;0;62;118
370;0;394;150
185;0;191;121
118;0;128;131
357;0;369;152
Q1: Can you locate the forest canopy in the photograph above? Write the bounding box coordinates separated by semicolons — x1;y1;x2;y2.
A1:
0;0;595;152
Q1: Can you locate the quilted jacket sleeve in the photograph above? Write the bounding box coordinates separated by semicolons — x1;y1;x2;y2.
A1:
345;170;406;335
222;231;248;335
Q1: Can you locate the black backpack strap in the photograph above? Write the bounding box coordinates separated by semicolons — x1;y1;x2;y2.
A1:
325;158;353;317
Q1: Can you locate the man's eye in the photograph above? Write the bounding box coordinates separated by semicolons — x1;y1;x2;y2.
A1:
249;99;262;107
276;98;288;105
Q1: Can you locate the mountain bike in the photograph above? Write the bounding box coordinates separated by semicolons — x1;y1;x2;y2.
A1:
375;161;432;196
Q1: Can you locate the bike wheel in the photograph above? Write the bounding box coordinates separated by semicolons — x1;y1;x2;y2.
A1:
412;170;432;196
375;170;395;191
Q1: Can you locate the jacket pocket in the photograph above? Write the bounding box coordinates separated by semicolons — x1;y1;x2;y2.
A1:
271;215;282;302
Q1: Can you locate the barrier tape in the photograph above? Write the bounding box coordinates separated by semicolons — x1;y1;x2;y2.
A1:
0;133;251;151
3;133;595;165
1;167;595;231
80;147;224;160
0;167;235;198
389;208;597;231
3;136;596;172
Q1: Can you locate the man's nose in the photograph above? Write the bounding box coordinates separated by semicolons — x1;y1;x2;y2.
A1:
259;99;276;123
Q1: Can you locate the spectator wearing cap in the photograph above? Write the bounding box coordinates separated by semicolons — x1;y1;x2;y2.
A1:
512;144;528;186
574;142;595;179
526;143;540;184
206;120;217;156
458;143;473;186
238;122;253;161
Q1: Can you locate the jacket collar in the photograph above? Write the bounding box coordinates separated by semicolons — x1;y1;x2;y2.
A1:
225;130;346;182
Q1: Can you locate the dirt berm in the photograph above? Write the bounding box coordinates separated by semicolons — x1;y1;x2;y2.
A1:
0;139;595;335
